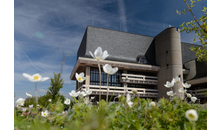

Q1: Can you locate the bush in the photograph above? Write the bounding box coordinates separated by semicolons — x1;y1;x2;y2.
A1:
14;96;207;130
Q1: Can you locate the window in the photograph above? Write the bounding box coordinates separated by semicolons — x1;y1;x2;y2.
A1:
139;57;147;64
90;67;122;87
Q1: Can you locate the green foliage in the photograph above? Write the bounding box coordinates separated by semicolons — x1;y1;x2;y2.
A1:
47;73;64;102
14;96;207;130
177;0;207;62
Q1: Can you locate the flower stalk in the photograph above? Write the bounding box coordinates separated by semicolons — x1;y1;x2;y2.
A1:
106;74;109;104
35;82;38;109
97;61;102;101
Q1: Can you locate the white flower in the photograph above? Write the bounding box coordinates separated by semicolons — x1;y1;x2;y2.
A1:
69;90;79;97
22;108;26;112
41;110;49;117
75;72;86;83
64;98;71;105
185;109;198;121
172;76;181;83
23;73;49;82
186;93;192;98
103;64;118;75
77;91;87;97
167;91;176;96
118;95;121;98
191;97;197;103
182;82;191;89
16;98;25;106
37;104;39;107
84;89;92;96
149;101;156;107
89;46;109;61
126;93;133;107
91;97;95;100
178;88;186;94
164;81;174;88
48;99;52;102
29;104;33;108
132;89;137;94
26;92;32;98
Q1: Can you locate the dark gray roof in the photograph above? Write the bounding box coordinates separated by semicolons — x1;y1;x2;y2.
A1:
77;26;204;66
77;26;155;64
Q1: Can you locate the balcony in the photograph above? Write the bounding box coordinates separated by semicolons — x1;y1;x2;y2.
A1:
187;89;207;98
77;85;158;98
120;73;158;85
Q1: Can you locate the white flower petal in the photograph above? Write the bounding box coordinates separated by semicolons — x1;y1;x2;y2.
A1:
185;109;198;121
94;47;103;59
23;73;32;79
89;51;96;59
100;50;109;60
79;72;85;77
40;77;49;82
110;67;118;75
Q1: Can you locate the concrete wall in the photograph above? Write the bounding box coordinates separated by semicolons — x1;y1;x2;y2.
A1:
155;27;183;99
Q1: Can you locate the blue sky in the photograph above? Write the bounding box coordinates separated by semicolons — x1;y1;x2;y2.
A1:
14;0;207;105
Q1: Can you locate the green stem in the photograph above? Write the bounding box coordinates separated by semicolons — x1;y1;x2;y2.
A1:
106;74;109;104
35;82;38;110
97;61;102;101
137;95;139;119
109;86;116;102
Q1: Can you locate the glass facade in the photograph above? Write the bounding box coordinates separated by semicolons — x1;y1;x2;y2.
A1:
90;67;123;87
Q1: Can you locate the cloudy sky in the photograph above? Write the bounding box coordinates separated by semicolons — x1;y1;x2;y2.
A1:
13;0;207;105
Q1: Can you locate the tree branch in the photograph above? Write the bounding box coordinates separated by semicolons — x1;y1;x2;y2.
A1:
183;0;207;33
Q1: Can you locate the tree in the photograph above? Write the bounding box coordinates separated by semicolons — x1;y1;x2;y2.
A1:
46;73;64;103
177;0;207;62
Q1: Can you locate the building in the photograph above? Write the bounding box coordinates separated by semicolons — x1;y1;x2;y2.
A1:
70;26;207;103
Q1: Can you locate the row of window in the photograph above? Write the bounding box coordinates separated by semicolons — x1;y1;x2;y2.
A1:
90;67;157;89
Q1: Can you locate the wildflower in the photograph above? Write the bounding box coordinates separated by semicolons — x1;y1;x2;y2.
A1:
185;109;198;121
89;46;109;61
69;90;79;97
64;98;71;105
26;92;32;98
149;101;156;107
103;64;118;75
75;72;86;83
22;108;26;112
16;98;25;106
164;81;174;88
41;110;49;117
186;93;192;98
178;88;186;93
29;104;33;108
191;97;197;103
48;99;52;102
77;91;87;97
126;93;133;107
23;73;49;82
84;89;92;96
132;89;137;94
167;91;176;96
182;82;191;89
172;76;181;83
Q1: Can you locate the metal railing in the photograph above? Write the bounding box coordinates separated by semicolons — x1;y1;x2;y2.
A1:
77;84;158;97
120;73;158;85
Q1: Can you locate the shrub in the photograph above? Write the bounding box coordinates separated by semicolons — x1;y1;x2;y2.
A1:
14;95;207;130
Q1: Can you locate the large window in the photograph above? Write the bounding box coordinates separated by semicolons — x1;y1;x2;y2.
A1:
90;67;122;87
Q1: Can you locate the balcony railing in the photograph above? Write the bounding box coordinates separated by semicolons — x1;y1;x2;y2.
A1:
187;89;207;98
77;85;158;97
120;73;158;85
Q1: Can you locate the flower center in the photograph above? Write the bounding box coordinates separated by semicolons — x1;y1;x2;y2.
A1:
44;113;47;116
78;77;82;81
34;75;39;80
188;113;195;119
